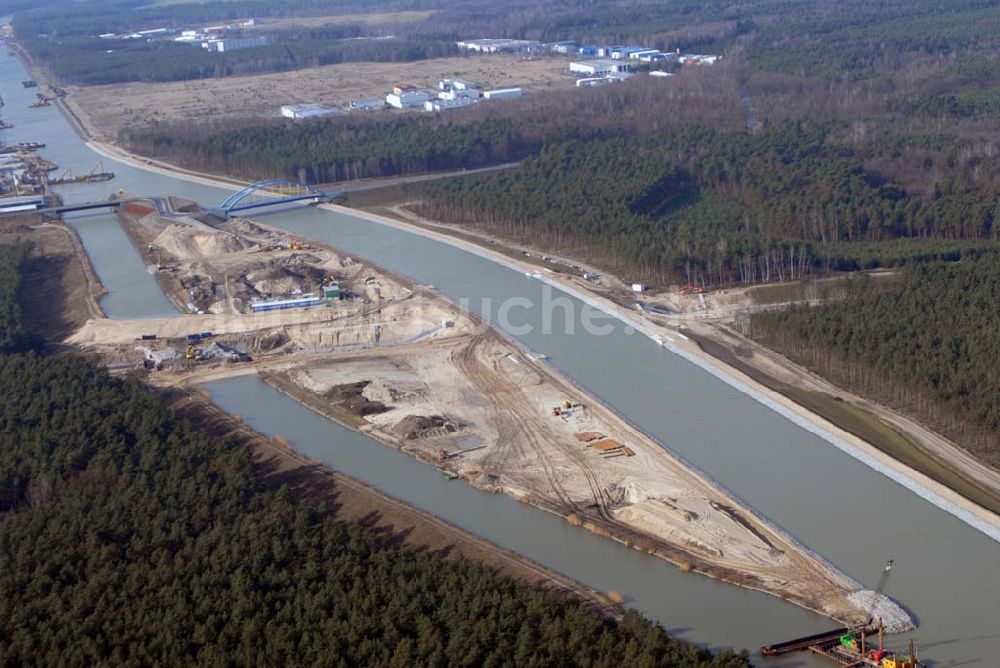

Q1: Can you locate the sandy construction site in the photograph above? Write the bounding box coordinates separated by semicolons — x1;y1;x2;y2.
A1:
71;199;469;366
61;199;910;628
265;330;878;624
116;198;417;316
65;54;574;142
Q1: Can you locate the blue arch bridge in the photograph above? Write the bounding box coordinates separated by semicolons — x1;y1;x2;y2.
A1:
216;179;336;216
29;179;337;218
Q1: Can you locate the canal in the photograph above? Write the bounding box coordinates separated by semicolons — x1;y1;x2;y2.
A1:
2;46;996;665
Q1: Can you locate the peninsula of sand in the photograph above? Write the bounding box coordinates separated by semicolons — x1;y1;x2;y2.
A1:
61;193;916;630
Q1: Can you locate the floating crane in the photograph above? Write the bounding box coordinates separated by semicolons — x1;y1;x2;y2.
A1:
836;560;896;660
761;558;923;667
48;161;115;185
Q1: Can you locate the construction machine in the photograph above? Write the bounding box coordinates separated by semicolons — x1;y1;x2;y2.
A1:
834;559;920;667
761;559;921;666
839;559;893;652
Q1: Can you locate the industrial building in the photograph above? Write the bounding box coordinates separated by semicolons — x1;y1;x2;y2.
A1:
250;294;322;313
548;40;577;53
482;88;522;101
424;98;477;112
280;103;340;120
610;46;648;59
438;79;482;101
681;54;721;65
202;36;267;52
439;79;481;92
386;89;431;109
576;76;623;88
0;194;44;214
439;88;481;101
350;98;385;111
569;60;632;76
638;52;668;62
322;283;341;303
456;38;540;53
630;49;662;60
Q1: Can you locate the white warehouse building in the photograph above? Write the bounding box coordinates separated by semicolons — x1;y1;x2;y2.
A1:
424;98;477;112
439;88;481;101
202;36;267;52
482;87;522;100
629;49;661;60
281;103;339;120
569;60;631;76
386;90;431;109
439;78;480;91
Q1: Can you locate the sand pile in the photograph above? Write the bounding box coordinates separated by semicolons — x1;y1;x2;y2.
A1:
245;256;327;296
325;381;389;416
227;218;266;236
362;380;395;404
250;330;289;352
847;590;915;633
391;415;455;440
155;225;252;258
623;480;654;504
179;273;220;311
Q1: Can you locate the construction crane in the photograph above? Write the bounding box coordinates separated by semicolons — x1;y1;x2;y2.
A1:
49;161;115;185
866;559;894;624
761;558;921;666
839;559;893;654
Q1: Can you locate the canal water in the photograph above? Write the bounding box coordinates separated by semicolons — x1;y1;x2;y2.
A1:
2;46;996;664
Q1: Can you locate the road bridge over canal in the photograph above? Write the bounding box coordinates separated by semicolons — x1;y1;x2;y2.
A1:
22;179;336;219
